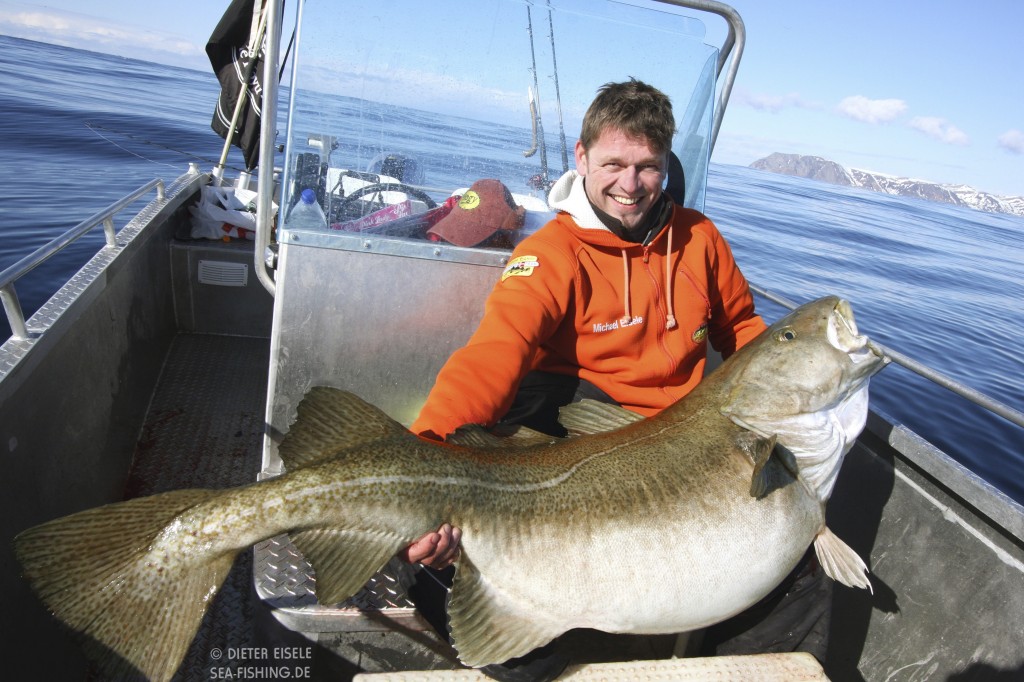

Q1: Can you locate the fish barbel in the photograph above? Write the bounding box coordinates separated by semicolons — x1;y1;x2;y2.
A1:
15;296;887;680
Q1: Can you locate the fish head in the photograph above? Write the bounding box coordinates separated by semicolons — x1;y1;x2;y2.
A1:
720;296;888;501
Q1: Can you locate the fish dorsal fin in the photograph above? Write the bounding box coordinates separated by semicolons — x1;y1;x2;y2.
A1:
289;527;408;605
446;424;501;448
447;424;562;448
558;399;644;436
501;425;561;446
447;554;563;667
279;387;411;470
814;526;872;592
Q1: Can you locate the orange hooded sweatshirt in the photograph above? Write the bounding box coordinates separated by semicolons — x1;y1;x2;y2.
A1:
410;171;766;439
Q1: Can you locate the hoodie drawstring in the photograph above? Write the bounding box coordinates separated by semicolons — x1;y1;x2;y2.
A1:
619;249;632;326
664;224;677;330
620;224;678;331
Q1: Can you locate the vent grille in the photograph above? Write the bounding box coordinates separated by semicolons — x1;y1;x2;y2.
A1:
198;260;248;287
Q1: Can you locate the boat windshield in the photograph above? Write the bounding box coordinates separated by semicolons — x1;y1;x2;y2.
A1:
279;0;720;251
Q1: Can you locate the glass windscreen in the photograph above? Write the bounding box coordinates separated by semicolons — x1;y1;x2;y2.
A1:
280;0;719;248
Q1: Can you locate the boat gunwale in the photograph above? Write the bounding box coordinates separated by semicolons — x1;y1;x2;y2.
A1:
0;169;209;389
863;408;1024;549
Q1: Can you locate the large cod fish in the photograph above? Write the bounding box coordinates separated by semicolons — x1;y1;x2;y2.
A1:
16;296;887;681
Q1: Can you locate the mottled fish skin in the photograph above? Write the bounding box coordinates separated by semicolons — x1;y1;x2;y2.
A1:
14;296;887;680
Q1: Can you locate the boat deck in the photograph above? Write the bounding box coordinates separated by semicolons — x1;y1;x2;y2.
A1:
125;333;268;498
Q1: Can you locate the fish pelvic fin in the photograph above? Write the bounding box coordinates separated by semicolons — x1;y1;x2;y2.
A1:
280;387;414;470
448;555;563;668
289;527;410;605
814;526;872;593
14;489;234;682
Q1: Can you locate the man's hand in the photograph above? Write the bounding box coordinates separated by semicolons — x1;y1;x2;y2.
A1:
400;523;462;569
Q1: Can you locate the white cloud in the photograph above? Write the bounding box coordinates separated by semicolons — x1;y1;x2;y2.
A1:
998;129;1024;154
733;88;817;113
836;95;907;124
908;116;969;146
0;5;204;66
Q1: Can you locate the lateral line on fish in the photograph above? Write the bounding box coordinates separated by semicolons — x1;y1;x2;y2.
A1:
293;421;689;497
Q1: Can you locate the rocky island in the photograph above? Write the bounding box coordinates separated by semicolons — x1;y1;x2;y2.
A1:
750;152;1024;218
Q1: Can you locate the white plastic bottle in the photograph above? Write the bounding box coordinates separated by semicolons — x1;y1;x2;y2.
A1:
288;188;329;230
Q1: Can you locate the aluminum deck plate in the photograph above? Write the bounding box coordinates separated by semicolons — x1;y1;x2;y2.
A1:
125;333;269;496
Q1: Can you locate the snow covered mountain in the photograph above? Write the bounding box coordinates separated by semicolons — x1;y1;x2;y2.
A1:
749;153;1024;218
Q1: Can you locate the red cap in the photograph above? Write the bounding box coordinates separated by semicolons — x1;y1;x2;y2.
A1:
426;179;526;247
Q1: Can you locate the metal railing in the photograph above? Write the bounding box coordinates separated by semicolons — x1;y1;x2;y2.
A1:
0;179;165;341
750;283;1024;430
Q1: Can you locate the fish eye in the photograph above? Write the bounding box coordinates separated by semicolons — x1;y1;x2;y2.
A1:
776;328;797;342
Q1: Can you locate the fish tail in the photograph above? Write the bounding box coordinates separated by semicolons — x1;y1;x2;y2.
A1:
15;489;234;682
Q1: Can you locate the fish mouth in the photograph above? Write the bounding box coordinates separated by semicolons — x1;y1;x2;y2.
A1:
828;299;889;377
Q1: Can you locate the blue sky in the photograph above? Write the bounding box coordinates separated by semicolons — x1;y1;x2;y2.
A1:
1;0;1021;196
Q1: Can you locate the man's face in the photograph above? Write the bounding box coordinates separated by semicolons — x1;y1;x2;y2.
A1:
575;127;667;231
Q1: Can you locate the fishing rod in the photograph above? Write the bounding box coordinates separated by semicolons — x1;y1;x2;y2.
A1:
546;1;569;175
522;5;549;185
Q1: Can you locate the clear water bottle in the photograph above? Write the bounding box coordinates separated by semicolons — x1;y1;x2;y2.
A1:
288;188;328;231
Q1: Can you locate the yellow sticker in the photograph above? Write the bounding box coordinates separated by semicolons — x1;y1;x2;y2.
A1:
502;255;540;281
458;190;481;210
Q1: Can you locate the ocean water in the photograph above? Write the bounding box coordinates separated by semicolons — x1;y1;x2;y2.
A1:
2;35;1022;505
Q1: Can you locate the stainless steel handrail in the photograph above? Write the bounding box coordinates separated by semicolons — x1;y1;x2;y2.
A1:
662;0;746;150
750;283;1024;430
0;179;165;341
254;0;282;298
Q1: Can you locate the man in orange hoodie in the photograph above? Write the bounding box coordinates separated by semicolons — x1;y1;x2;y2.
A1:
402;80;829;673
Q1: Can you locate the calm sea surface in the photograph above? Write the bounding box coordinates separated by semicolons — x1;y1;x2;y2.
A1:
2;35;1022;504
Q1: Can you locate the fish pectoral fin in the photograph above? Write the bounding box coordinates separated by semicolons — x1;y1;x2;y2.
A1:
289;527;409;605
558;399;644;436
280;387;414;470
14;489;233;682
448;555;563;668
814;526;872;593
747;434;779;498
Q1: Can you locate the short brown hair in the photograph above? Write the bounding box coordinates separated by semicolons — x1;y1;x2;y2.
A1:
579;78;676;154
